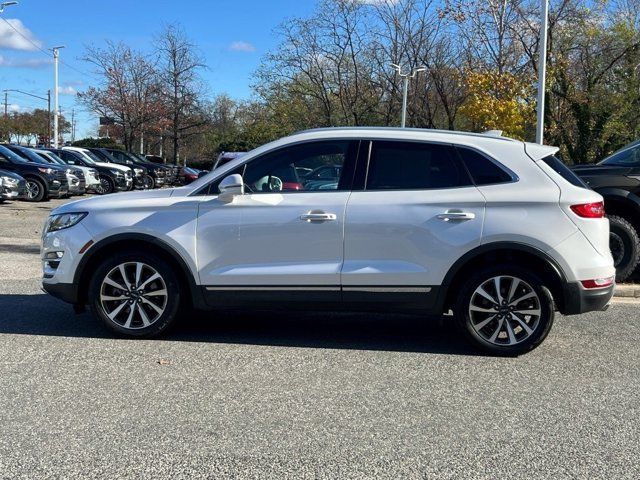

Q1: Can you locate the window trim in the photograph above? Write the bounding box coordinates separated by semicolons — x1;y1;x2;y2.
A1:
192;138;360;196
361;139;475;192
454;145;519;187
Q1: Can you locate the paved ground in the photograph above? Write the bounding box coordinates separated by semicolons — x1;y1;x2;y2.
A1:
1;197;639;479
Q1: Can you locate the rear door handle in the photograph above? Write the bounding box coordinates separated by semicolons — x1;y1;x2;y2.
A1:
437;212;476;221
300;212;337;222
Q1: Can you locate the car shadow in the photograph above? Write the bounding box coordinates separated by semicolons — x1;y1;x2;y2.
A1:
0;293;478;355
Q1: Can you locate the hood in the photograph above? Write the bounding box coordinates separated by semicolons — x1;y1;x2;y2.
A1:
94;161;131;173
0;169;24;181
53;188;178;214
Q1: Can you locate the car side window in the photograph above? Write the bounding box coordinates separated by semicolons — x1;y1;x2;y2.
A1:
602;146;640;166
242;141;351;193
365;141;472;190
456;147;513;185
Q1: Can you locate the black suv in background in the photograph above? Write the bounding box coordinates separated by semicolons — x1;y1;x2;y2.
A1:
88;148;153;190
49;148;128;195
572;140;640;281
0;145;68;201
97;148;167;188
131;152;180;185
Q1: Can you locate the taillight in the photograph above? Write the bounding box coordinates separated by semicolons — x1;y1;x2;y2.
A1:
581;277;614;289
570;202;605;218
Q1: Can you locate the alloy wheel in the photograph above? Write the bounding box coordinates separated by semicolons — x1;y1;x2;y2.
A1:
99;262;168;330
468;275;541;346
96;178;111;195
26;180;40;200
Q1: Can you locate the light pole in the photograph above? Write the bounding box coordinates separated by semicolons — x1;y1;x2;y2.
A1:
391;64;426;128
52;45;65;148
0;2;18;13
535;0;549;145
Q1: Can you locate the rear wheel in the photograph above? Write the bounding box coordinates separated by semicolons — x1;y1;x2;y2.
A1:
608;215;640;282
24;178;46;202
88;251;181;337
455;266;555;356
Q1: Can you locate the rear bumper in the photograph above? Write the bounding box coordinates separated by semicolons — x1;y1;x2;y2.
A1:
561;282;615;315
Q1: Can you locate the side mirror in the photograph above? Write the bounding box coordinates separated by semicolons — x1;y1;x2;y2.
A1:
218;174;244;203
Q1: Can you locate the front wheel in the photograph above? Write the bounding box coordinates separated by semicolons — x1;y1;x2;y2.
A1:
143;174;155;189
95;176;114;195
455;266;555;356
24;178;46;202
88;252;181;337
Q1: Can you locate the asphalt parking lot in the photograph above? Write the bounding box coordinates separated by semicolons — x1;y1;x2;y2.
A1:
1;197;639;479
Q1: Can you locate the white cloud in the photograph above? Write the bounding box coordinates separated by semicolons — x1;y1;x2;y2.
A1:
0;19;43;51
58;86;77;96
0;55;52;69
228;41;256;53
8;103;21;113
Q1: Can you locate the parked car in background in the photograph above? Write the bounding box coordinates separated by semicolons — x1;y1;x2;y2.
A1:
62;147;135;191
0;145;68;201
0;169;26;202
41;127;614;355
213;151;245;170
35;149;101;193
145;155;165;165
86;148;151;190
180;166;201;185
131;152;180;185
572;139;640;281
49;148;129;195
28;149;86;196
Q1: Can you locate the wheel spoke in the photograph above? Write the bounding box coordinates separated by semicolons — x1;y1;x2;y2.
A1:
107;301;128;321
123;306;135;329
510;313;534;335
141;297;163;316
509;291;536;306
494;277;503;303
138;272;161;290
474;314;497;331
144;289;167;298
513;309;541;317
134;263;143;288
101;295;128;301
476;286;498;304
505;319;518;345
507;278;520;303
489;317;505;343
119;264;131;289
103;277;127;291
137;304;151;327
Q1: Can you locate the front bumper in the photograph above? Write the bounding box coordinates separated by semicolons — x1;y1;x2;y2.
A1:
561;282;615;315
42;282;79;304
1;181;26;199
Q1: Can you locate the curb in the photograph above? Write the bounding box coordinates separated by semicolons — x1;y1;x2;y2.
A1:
614;284;640;298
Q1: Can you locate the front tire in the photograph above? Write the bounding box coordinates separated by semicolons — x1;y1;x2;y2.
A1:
96;176;114;195
88;251;181;337
608;215;640;282
24;177;46;202
455;266;555;356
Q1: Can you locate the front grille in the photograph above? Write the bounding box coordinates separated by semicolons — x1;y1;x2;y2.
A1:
75;170;85;180
125;170;132;179
56;170;66;182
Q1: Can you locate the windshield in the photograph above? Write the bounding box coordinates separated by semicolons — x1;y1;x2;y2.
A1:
13;146;47;164
0;145;27;163
600;143;640;166
68;149;98;165
38;151;66;165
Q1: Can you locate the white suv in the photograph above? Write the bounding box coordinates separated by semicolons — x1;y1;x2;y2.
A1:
41;128;615;355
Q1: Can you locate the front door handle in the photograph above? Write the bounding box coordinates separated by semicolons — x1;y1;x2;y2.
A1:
300;212;337;222
437;212;476;221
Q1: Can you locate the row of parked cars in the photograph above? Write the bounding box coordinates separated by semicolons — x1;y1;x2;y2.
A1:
0;145;190;203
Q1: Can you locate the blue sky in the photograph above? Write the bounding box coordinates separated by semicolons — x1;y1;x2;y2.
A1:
0;0;315;139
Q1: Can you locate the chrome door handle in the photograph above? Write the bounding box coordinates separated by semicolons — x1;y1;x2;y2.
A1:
437;212;476;221
300;213;337;222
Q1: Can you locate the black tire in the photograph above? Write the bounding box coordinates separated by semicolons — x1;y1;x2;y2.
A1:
96;176;114;195
608;215;640;282
24;177;46;202
144;174;155;189
88;251;182;338
454;266;555;356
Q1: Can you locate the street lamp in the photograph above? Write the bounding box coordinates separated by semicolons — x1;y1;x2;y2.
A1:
535;0;549;145
391;64;426;128
52;45;65;148
0;2;18;13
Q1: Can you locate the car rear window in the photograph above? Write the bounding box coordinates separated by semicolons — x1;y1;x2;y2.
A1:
456;147;513;185
541;155;588;188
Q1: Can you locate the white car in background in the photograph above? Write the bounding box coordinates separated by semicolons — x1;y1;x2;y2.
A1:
62;146;134;190
35;149;101;193
41;127;615;355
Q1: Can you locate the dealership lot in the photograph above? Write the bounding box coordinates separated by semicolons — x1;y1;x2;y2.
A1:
1;198;639;478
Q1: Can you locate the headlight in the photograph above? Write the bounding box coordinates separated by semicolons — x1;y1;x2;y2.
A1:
134;168;143;175
38;167;54;175
44;212;88;234
4;177;18;185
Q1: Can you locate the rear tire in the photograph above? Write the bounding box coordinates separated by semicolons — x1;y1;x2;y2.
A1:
454;266;555;356
24;177;46;202
608;215;640;282
88;251;181;338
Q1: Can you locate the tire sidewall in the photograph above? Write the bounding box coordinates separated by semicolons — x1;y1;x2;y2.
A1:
608;215;640;282
455;266;555;356
25;178;45;202
98;176;114;195
88;251;181;338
